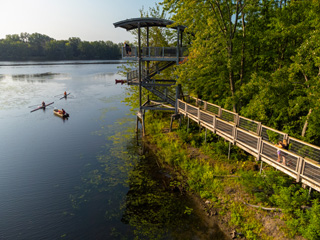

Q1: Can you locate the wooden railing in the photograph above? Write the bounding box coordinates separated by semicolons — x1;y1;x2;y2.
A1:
178;97;320;192
122;46;188;59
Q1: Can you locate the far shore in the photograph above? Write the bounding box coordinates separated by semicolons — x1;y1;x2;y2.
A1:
0;60;133;67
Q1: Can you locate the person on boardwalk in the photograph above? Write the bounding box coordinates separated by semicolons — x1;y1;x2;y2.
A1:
281;139;289;166
276;141;283;162
276;139;289;166
125;42;131;56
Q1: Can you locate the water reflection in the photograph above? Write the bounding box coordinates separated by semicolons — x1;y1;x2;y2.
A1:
11;72;63;82
70;117;227;239
94;72;116;79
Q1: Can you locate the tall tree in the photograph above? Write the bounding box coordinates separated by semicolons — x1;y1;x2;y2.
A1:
163;0;248;112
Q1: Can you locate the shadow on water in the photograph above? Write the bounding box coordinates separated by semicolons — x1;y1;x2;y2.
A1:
68;117;228;239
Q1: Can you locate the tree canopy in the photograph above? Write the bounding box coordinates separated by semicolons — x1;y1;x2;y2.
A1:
160;0;320;145
0;33;121;61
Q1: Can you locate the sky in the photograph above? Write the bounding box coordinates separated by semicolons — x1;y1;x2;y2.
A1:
1;0;161;43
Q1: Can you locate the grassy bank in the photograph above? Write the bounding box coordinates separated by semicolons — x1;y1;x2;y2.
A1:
143;111;320;240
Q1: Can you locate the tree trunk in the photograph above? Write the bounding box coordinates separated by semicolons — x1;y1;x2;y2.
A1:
239;12;246;112
302;109;312;137
228;46;236;113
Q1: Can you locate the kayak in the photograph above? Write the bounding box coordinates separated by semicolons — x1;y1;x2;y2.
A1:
59;93;71;100
53;109;69;118
115;79;127;84
30;102;54;112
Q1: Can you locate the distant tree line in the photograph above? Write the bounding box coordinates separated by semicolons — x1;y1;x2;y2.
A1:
0;32;122;61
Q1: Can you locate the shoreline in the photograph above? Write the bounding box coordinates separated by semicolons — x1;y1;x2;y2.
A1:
142;140;234;239
141;114;307;240
0;60;133;67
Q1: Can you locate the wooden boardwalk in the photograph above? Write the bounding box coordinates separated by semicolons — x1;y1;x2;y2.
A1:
177;97;320;192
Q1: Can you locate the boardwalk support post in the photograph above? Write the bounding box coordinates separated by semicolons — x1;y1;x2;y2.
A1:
142;111;145;136
135;115;139;133
205;128;207;143
170;114;181;132
260;161;263;174
187;117;190;132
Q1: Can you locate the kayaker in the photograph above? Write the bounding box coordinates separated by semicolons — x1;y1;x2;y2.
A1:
42;101;45;108
64;91;67;97
61;109;66;115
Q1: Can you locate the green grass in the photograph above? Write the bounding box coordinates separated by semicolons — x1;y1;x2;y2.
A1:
143;111;320;240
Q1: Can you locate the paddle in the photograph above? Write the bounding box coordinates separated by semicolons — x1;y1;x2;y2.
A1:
28;104;39;108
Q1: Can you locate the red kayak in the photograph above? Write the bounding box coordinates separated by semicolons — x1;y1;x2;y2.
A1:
115;79;127;84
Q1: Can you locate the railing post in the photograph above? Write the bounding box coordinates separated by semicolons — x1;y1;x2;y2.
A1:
257;137;262;161
233;125;237;144
296;157;304;182
234;113;239;126
218;106;222;118
175;85;180;114
204;101;207;111
212;115;216;133
257;122;262;136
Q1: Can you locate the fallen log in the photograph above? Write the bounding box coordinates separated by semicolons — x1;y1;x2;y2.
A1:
244;202;282;212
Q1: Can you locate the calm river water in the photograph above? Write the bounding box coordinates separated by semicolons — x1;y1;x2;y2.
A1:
0;61;226;240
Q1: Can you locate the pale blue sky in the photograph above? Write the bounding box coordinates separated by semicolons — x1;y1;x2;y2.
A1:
1;0;161;43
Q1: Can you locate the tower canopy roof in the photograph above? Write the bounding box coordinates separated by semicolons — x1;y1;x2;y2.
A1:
113;17;186;31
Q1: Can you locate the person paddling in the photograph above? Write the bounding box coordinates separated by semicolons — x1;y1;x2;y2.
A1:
59;108;66;115
42;101;46;108
64;91;67;97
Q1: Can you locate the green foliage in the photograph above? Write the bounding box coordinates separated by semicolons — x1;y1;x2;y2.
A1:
229;202;263;240
162;0;320;144
0;33;121;60
269;185;309;214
